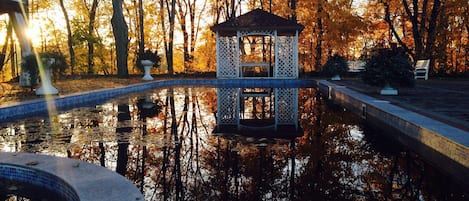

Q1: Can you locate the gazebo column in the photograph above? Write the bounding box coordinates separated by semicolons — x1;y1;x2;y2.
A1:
274;30;279;78
216;32;220;78
236;31;241;77
294;30;299;78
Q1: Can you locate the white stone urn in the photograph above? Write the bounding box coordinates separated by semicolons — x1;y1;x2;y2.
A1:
36;58;59;95
379;81;398;95
331;74;341;81
141;60;154;81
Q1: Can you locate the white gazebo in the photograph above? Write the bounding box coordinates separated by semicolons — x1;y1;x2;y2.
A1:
211;9;304;79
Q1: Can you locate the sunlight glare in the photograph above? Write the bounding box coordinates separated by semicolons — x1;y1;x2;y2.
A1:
25;25;42;47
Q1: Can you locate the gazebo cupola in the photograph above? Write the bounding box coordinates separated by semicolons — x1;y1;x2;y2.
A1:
211;9;304;79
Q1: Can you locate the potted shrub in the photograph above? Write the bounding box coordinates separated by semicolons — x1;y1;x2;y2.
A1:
137;50;161;81
41;51;67;80
322;54;348;80
362;48;414;95
21;54;40;88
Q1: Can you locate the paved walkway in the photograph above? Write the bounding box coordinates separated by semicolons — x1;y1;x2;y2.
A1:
334;79;469;132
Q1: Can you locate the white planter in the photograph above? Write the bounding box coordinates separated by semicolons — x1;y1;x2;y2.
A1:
331;74;341;81
380;82;398;95
141;60;154;81
36;58;58;95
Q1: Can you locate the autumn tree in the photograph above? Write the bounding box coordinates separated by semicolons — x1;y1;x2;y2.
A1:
86;0;100;74
158;0;177;75
380;0;442;61
297;0;367;71
176;0;207;73
58;0;76;74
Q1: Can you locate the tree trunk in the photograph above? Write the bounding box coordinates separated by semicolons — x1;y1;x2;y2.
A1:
111;0;129;78
116;104;131;176
87;0;99;75
163;0;176;75
177;0;190;72
289;0;297;22
315;0;323;71
159;0;169;72
58;0;76;75
138;0;145;57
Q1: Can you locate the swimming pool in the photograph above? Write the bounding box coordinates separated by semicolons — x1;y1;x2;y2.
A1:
1;85;467;200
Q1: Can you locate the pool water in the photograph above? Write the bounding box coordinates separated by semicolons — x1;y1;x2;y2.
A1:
1;179;68;201
0;87;467;200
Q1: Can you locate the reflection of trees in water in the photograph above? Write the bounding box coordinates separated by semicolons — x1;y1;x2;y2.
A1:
3;88;468;200
144;88;213;200
295;89;468;200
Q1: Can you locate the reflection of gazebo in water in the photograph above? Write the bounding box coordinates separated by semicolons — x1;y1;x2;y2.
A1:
214;87;301;138
211;9;304;78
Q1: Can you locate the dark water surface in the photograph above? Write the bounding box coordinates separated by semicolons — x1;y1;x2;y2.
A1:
0;179;68;201
0;87;467;200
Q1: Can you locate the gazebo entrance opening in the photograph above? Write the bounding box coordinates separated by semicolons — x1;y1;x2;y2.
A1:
239;35;274;77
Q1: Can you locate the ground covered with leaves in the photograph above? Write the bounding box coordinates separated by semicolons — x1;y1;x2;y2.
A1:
0;76;145;106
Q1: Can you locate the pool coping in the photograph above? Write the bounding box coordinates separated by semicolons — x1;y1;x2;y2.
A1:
0;152;143;201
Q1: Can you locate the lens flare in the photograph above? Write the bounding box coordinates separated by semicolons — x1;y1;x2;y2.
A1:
15;2;60;137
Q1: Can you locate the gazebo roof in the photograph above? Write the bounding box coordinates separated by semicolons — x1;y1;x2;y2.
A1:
211;9;304;36
0;0;22;14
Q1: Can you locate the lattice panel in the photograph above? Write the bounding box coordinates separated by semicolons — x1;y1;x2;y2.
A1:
217;36;238;78
275;88;298;125
217;88;239;124
239;30;275;37
275;36;297;78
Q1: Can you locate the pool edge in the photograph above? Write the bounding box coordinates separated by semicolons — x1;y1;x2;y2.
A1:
0;152;143;201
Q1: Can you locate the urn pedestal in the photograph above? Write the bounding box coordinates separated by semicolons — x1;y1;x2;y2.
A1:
36;58;59;95
380;82;398;95
141;60;154;81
